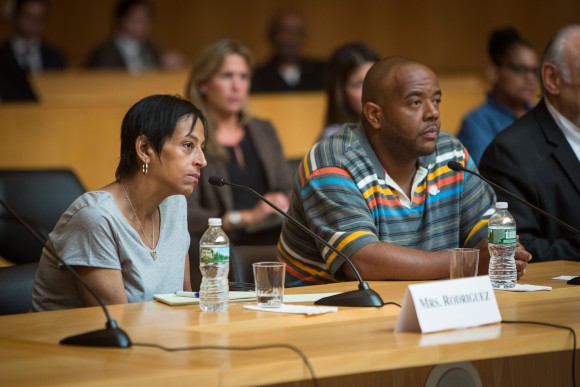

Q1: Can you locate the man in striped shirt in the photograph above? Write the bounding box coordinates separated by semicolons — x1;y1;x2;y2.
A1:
277;57;532;287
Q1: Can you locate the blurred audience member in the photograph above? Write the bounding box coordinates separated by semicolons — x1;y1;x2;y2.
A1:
186;39;292;251
320;42;380;140
480;25;580;262
86;0;184;72
457;27;538;165
0;0;65;101
251;10;325;93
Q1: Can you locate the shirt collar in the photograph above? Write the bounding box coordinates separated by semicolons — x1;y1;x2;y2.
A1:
486;93;533;118
10;36;41;53
545;97;580;162
351;123;433;208
545;97;580;134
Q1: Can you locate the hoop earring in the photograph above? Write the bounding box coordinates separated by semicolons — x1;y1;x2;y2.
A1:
142;163;149;175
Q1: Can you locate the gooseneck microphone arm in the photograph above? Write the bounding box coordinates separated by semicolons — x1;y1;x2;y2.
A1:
208;176;384;307
0;198;131;348
447;161;580;236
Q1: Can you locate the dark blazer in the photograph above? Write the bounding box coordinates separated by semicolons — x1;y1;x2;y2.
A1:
251;57;325;93
187;118;293;239
0;40;65;69
39;43;66;69
86;39;160;69
0;40;65;102
479;99;580;262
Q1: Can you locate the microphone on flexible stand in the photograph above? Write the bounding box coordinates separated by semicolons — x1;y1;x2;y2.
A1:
447;161;580;236
208;176;384;307
0;198;131;348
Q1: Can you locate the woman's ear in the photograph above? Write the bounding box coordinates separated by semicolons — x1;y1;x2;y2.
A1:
485;64;499;86
362;102;383;130
135;135;152;165
198;81;207;96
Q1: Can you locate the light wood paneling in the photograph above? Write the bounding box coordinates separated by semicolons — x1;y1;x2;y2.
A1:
1;0;579;71
1;71;486;189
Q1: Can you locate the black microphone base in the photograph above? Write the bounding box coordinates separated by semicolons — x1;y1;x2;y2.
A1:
60;327;132;348
314;288;384;307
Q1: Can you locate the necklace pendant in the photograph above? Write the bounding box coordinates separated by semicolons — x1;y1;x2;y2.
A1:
151;250;157;260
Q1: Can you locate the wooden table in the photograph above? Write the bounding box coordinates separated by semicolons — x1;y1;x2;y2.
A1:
1;261;579;386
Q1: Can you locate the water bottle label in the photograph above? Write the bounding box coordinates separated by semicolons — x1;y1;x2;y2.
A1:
488;227;516;244
200;246;229;263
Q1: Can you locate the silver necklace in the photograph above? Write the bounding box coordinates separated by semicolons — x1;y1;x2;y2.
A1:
120;182;157;260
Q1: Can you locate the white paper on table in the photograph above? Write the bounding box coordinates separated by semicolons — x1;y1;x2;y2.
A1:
552;275;577;281
243;304;338;315
495;284;552;292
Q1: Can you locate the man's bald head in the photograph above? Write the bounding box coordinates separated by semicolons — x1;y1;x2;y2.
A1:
362;56;419;105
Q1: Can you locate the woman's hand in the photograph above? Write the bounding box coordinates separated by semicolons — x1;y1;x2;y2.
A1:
245;192;290;226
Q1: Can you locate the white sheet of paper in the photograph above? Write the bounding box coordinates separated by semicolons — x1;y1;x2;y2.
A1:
552;275;577;281
243;304;338;315
495;284;552;292
154;292;341;306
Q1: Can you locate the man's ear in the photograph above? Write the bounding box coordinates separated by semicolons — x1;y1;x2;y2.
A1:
135;135;152;165
542;63;560;95
362;102;383;130
485;64;499;86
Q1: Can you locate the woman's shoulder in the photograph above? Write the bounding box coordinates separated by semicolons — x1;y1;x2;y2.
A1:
54;191;119;230
246;117;276;132
68;191;116;214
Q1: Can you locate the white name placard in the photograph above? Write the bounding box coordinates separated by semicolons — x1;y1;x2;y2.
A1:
395;275;501;333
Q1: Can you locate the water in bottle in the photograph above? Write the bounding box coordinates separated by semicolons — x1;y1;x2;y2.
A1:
199;218;229;311
488;202;517;288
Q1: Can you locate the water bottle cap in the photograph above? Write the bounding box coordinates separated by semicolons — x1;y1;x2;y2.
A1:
496;202;508;209
208;218;222;226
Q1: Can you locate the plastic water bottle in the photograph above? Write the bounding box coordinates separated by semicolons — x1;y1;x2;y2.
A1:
199;218;230;311
488;202;517;288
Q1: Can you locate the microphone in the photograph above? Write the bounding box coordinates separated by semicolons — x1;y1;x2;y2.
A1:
0;198;131;348
447;161;580;236
208;176;384;307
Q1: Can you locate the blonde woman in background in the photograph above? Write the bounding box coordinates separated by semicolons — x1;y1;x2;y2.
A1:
186;40;292;282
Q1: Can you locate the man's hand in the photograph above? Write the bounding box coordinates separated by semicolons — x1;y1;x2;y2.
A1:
514;237;532;278
476;237;532;279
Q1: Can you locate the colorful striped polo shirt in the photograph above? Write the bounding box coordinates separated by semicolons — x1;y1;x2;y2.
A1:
277;124;496;287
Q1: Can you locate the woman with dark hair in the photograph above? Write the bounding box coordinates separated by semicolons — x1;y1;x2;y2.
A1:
32;94;207;311
185;39;292;252
457;27;538;165
320;42;380;139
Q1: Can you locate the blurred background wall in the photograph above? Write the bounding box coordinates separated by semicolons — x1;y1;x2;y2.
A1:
0;0;578;72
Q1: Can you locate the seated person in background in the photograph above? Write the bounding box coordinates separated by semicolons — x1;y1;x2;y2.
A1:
86;0;184;72
186;39;292;252
0;0;65;101
278;57;531;286
457;27;538;165
32;94;207;311
251;9;325;93
479;25;580;262
319;42;380;140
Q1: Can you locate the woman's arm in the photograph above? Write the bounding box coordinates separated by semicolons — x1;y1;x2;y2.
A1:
183;254;192;291
73;266;128;306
